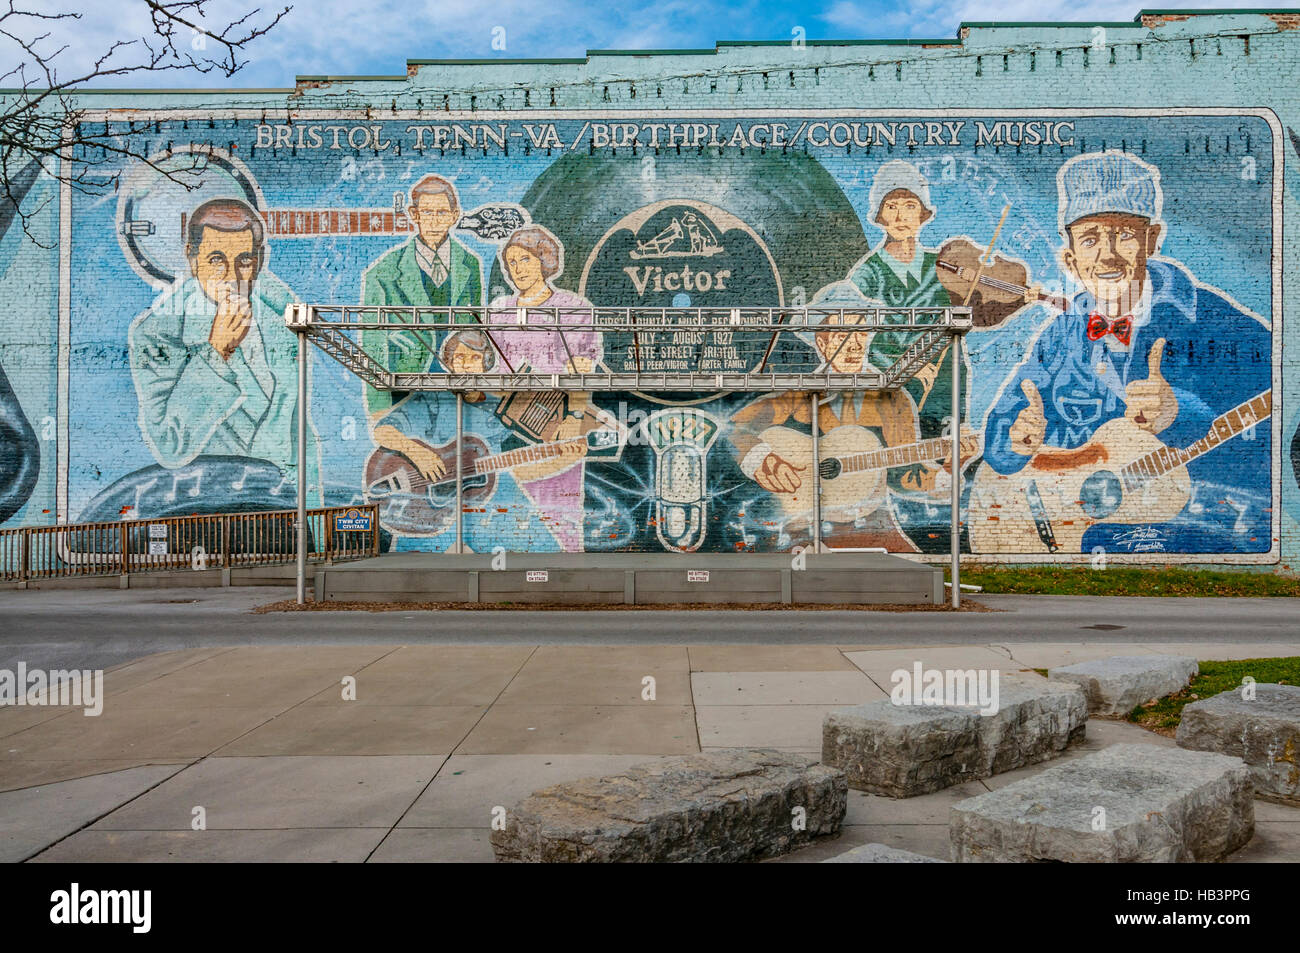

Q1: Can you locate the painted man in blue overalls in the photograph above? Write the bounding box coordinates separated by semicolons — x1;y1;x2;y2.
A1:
982;151;1272;554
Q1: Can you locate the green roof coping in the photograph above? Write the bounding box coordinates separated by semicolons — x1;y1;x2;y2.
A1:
295;75;408;82
585;48;718;56
959;21;1144;28
406;58;587;66
1136;7;1300;14
716;38;960;46
961;10;1299;28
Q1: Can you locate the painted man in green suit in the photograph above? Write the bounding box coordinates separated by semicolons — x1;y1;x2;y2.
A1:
360;174;484;416
846;159;965;497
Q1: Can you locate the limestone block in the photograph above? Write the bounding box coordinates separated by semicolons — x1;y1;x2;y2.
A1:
1049;656;1198;715
950;744;1254;863
822;676;1087;797
490;748;847;862
1176;684;1300;804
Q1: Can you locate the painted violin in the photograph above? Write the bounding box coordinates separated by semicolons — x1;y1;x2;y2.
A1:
935;237;1069;329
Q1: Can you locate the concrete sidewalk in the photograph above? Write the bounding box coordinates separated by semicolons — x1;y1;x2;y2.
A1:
1;640;1297;863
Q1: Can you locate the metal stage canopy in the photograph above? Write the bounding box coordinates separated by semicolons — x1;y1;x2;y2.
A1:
285;303;972;607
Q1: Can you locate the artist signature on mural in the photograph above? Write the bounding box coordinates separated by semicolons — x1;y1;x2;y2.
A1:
1112;526;1167;553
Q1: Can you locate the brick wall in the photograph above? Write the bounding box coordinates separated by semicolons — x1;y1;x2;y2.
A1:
1;11;1297;567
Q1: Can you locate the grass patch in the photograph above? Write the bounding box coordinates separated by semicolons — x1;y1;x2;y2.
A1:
952;566;1300;597
1127;657;1300;735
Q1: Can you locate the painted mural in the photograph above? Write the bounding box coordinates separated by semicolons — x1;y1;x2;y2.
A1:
1;111;1285;562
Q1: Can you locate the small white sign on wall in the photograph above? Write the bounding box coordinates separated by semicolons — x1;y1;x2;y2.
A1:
526;570;549;583
687;570;710;583
148;541;168;556
148;524;167;539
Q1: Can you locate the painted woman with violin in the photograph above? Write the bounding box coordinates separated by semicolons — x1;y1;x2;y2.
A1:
845;161;974;522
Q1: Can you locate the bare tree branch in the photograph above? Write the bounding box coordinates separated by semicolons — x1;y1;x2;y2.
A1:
0;0;290;246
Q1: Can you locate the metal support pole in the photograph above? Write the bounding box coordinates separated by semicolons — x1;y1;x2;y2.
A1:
455;391;464;554
950;337;961;609
810;392;822;554
296;329;307;605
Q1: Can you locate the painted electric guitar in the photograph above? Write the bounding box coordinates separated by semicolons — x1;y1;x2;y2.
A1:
759;425;963;521
117;144;528;288
365;430;608;535
967;390;1271;554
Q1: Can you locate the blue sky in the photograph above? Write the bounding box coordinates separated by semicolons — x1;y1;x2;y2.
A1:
2;1;1283;88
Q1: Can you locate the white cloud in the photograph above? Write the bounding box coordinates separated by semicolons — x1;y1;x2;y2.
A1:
821;0;1280;38
0;0;1285;89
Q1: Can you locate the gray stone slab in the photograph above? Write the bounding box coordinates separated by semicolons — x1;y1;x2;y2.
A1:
369;828;496;863
950;744;1254;863
479;570;626;594
92;755;444;830
398;755;660;829
490;748;846;862
0;764;183;862
1176;684;1300;804
1223;822;1300;863
318;552;941;606
1049;655;1198;715
324;552;929;571
30;827;384;863
822;676;1088;797
821;842;947;863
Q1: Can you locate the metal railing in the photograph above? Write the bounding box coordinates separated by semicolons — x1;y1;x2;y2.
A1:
0;504;379;582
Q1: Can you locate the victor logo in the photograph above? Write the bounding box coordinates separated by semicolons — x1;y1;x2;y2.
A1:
622;263;733;296
50;883;151;933
630;210;723;259
581;198;781;309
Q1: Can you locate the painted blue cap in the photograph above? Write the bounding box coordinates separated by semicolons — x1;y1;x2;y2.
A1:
1057;150;1163;233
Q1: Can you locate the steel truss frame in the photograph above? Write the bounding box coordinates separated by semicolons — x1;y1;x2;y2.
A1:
286;303;971;607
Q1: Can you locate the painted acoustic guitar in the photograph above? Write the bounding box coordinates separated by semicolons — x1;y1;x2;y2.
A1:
967;390;1271;554
758;425;959;522
364;432;595;535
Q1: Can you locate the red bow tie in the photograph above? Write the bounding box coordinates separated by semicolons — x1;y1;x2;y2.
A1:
1086;312;1133;346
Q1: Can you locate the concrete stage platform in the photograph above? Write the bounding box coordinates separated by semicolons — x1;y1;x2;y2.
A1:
314;552;944;606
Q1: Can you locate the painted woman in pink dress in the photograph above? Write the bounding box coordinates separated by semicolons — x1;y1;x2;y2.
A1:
486;225;604;551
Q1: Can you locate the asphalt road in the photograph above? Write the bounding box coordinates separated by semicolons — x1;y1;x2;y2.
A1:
0;585;1297;672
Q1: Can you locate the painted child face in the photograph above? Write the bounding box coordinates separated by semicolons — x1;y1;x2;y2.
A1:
409;192;457;249
189;227;260;304
504;245;545;290
1063;213;1161;315
876;190;928;244
448;343;486;375
815;313;869;373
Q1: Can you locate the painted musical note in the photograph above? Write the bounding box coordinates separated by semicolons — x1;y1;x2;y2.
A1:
729;520;756;548
130;477;158;516
1225;497;1249;535
230;465;258;491
164;471;203;502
